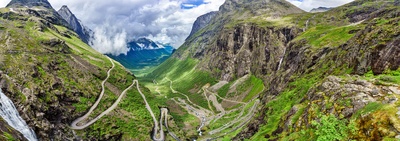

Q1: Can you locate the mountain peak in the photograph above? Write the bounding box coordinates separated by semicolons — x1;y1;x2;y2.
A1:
57;5;92;44
219;0;304;16
6;0;53;9
57;5;75;20
59;5;72;13
186;11;217;40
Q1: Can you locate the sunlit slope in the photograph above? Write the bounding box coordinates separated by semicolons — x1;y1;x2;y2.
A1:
0;7;164;140
144;0;400;140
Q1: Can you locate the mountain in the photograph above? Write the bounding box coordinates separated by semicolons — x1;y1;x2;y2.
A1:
145;0;400;140
0;0;163;140
57;5;92;44
186;11;217;40
107;38;175;75
6;0;52;9
6;0;70;28
128;38;170;51
1;0;400;140
310;7;333;13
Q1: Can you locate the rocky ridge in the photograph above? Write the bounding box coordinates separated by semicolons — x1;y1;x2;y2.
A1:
57;5;92;44
186;11;217;40
310;7;333;13
0;0;153;140
149;0;400;140
6;0;70;28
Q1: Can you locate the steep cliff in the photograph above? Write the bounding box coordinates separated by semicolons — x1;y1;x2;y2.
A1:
186;11;217;40
148;0;400;140
0;0;163;140
57;5;92;44
6;0;70;28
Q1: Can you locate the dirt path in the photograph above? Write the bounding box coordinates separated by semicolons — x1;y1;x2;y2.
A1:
135;80;165;141
208;99;260;135
161;108;180;141
70;57;115;130
167;79;212;115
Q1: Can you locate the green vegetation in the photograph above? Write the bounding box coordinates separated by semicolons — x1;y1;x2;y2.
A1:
85;87;163;140
242;76;264;102
217;82;232;99
312;114;357;141
144;58;217;109
364;69;400;85
216;75;264;103
3;132;15;141
0;9;166;140
251;76;317;140
351;102;385;119
295;25;362;49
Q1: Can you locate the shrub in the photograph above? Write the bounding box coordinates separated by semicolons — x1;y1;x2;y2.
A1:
312;114;357;141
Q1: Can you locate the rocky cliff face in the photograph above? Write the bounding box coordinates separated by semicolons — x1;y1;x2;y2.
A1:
6;0;52;9
6;0;70;28
186;11;217;40
57;5;92;44
0;1;150;140
177;0;304;81
151;0;400;140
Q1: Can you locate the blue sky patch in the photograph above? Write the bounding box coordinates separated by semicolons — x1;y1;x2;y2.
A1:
181;0;209;9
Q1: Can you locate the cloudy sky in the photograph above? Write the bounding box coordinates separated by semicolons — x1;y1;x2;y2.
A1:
0;0;353;55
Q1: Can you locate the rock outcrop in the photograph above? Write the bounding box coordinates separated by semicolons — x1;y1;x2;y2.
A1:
6;0;52;9
0;1;137;140
151;0;400;140
186;11;217;40
57;5;92;44
6;0;70;28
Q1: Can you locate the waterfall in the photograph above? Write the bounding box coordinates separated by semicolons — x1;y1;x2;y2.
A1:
0;90;37;141
277;47;286;71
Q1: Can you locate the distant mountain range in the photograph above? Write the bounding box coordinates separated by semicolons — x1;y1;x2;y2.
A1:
107;38;175;74
310;7;333;13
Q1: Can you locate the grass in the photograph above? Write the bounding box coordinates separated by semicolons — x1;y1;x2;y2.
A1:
364;69;400;85
3;132;15;141
242;76;264;102
0;11;164;140
144;57;217;109
351;102;385;120
294;25;362;50
251;76;317;140
312;114;357;141
217;81;233;98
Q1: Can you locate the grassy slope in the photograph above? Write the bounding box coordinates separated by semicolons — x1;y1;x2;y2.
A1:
248;0;400;140
0;8;163;140
149;0;399;139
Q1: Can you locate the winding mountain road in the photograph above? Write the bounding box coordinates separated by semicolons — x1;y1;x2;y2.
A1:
134;80;165;141
69;56;259;140
70;57;117;130
160;108;180;141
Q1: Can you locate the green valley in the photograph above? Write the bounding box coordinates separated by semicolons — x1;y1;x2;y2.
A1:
0;0;400;140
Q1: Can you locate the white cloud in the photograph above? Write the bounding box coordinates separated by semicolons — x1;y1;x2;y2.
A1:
0;1;10;8
90;23;129;56
0;0;224;55
287;0;354;11
0;0;354;55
